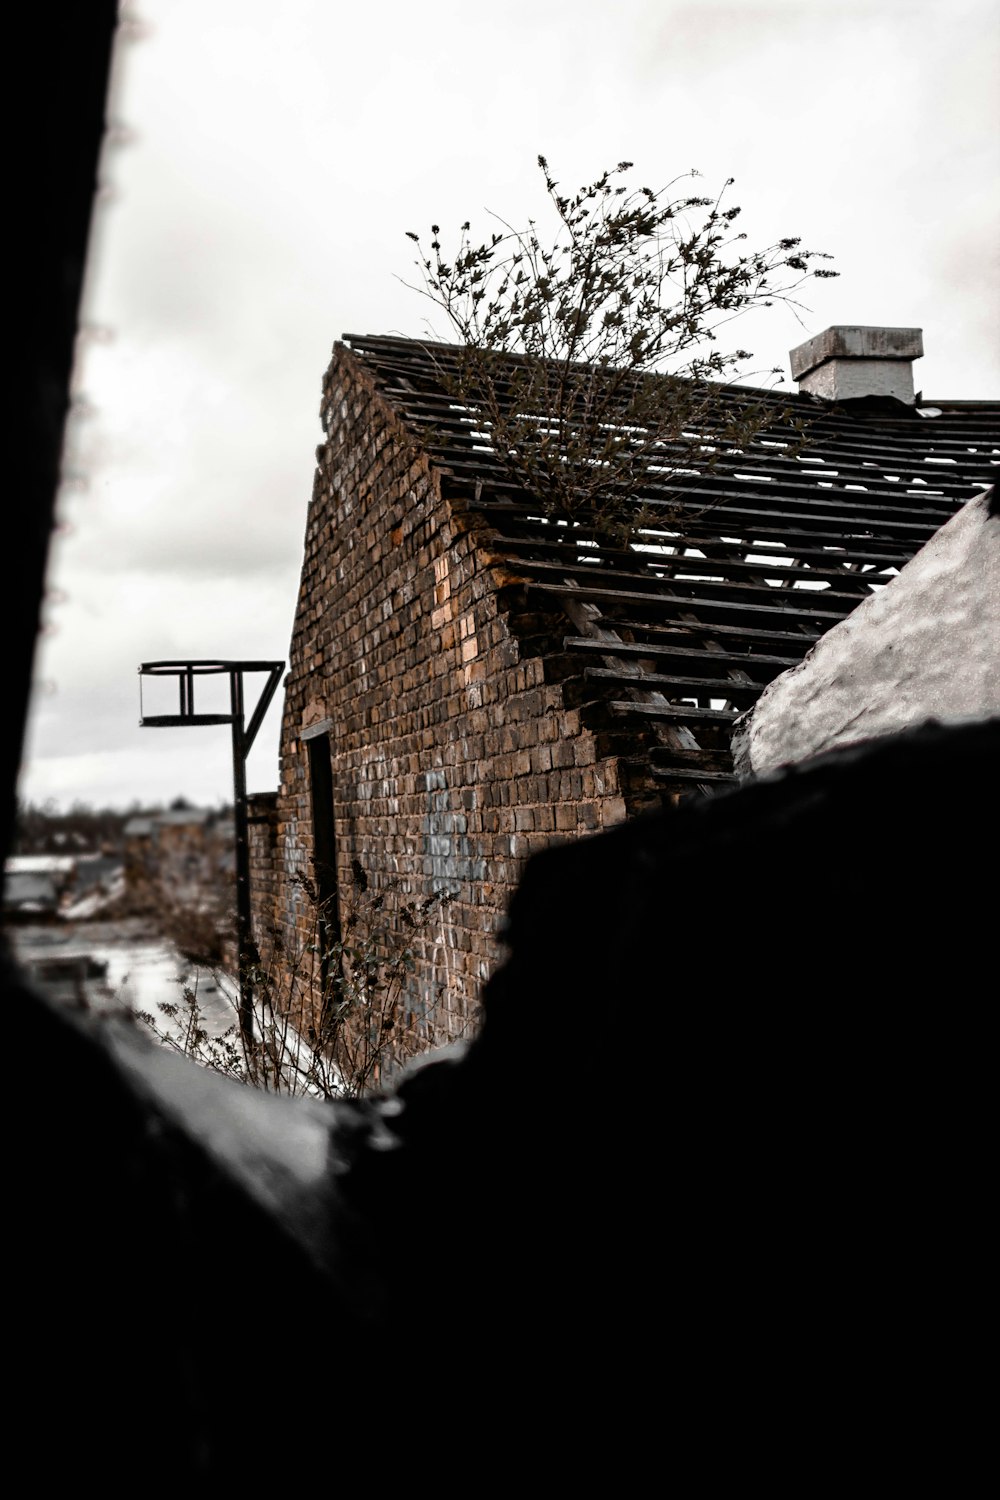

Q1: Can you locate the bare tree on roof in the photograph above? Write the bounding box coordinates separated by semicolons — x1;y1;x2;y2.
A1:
405;157;836;540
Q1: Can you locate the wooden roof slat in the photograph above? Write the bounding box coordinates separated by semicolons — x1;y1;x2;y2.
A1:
501;525;921;571
584;667;766;705
649;765;738;785
508;553;885;608
404;411;997;478
463;493;958;558
565;637;803;671
645;745;736;769
383;384;995;437
532;579;858;626
609;700;740;723
565;615;822;649
465;488;955;540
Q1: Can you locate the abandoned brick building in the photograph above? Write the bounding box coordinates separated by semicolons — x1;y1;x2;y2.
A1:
249;327;998;1042
124;806;234;907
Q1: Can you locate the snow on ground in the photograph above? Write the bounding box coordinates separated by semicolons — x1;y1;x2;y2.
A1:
11;918;237;1041
11;919;339;1094
60;870;127;921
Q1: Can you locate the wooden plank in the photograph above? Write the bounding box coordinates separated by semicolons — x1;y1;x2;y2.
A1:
650;765;738;785
421;429;996;492
368;366;996;437
531;579;847;626
646;746;735;770
419;427;993;496
609;700;740;723
499;534;905;588
605;484;956;528
542;594;827;648
564;637;803;670
468;490;951;542
509;553;880;608
415;411;994;473
469;510;934;564
499;524;919;571
347;336;997;436
585;667;765;705
567;614;822;649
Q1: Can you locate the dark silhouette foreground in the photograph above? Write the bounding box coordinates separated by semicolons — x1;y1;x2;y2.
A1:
10;718;994;1484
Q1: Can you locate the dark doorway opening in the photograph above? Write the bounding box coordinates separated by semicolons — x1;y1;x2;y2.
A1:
307;732;341;1002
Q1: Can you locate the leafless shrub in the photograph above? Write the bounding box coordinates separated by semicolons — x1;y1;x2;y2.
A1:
134;862;459;1099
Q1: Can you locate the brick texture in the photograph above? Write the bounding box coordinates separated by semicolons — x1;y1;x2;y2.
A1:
251;345;636;1042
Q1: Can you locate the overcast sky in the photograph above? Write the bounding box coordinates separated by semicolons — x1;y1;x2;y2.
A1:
22;0;1000;812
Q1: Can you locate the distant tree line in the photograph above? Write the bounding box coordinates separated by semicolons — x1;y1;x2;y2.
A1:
12;797;232;856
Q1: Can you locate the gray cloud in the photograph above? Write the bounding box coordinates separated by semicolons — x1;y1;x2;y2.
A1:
21;0;1000;809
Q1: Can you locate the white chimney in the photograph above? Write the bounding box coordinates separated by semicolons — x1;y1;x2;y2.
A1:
789;325;924;404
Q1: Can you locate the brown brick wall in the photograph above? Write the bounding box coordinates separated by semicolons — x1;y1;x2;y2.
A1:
253;345;631;1042
247;792;279;961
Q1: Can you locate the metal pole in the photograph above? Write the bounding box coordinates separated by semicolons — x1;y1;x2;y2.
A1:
138;659;284;1051
230;670;254;1048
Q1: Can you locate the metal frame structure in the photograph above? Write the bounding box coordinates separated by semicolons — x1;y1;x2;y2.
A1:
138;659;285;1043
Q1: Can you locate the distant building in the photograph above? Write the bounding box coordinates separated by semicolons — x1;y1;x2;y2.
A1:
4;855;77;920
4;851;127;923
124;808;234;906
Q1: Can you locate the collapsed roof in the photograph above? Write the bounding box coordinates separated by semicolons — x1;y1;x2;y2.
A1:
340;334;999;798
